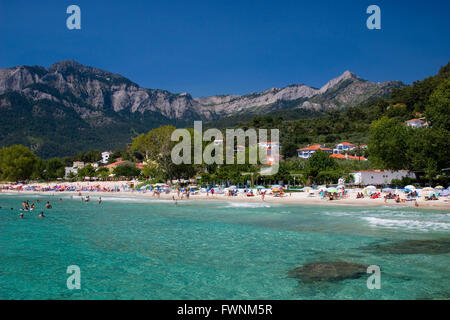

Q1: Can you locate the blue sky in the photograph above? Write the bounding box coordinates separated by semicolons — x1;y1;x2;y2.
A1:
0;0;449;97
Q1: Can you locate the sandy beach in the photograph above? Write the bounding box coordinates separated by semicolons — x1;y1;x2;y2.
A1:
2;181;449;211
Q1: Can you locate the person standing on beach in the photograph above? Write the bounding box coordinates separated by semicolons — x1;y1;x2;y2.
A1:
262;191;265;201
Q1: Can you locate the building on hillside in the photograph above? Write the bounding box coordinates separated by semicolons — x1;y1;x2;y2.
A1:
406;118;427;128
65;167;78;178
297;144;332;159
136;163;145;169
330;154;367;161
101;151;112;164
358;145;368;149
333;142;356;154
105;160;134;171
350;170;416;186
258;141;281;152
73;161;85;169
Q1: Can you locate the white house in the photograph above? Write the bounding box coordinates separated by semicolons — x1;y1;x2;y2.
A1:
333;142;356;154
73;161;85;169
65;167;78;178
406;119;427;128
297;144;332;159
101;151;112;164
350;170;416;186
258;141;281;151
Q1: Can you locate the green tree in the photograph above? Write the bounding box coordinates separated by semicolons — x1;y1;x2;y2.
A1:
96;167;110;180
130;126;177;179
0;145;40;182
426;77;450;130
308;150;336;173
77;165;96;179
45;158;65;180
113;165;141;178
369;117;409;170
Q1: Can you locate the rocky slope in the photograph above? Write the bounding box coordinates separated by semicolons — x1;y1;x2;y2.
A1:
0;60;403;157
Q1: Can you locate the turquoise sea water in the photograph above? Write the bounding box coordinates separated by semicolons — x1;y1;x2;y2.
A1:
0;193;449;300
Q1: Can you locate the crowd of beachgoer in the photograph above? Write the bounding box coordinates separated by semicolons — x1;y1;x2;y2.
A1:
12;199;51;219
9;194;106;219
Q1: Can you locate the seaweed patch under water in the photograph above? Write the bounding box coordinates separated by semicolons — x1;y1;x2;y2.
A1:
288;261;369;283
363;238;450;255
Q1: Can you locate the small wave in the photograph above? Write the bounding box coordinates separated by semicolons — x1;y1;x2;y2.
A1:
322;211;351;217
362;217;450;232
222;202;275;208
96;197;174;203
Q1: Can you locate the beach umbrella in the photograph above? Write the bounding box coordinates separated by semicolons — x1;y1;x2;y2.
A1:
382;187;394;193
365;185;377;190
327;187;338;193
421;187;436;193
336;185;345;189
440;190;450;196
435;186;444;190
404;185;416;191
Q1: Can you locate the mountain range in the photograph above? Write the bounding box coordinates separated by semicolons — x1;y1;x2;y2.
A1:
0;60;403;157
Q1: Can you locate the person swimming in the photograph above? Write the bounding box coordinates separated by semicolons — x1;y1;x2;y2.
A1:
19;213;24;219
98;197;102;204
38;212;45;218
45;201;52;209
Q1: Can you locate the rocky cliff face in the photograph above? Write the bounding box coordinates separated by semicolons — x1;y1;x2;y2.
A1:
0;60;402;121
0;60;403;157
0;60;213;122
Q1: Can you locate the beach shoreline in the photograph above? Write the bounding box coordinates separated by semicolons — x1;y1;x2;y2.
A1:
2;189;449;211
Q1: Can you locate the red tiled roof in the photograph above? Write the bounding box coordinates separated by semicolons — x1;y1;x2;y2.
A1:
337;142;355;146
106;160;129;168
136;163;145;169
297;144;331;151
330;154;347;159
330;154;367;161
406;119;424;123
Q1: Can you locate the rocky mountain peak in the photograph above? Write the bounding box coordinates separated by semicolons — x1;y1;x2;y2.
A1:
319;70;359;93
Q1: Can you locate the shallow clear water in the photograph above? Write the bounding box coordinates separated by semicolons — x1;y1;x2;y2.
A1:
0;194;449;300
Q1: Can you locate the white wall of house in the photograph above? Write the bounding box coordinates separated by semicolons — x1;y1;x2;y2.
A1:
333;144;355;154
101;152;111;164
298;149;331;159
65;167;78;178
350;170;416;186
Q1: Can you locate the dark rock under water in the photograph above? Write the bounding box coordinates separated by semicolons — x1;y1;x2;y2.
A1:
288;261;369;283
364;238;450;255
